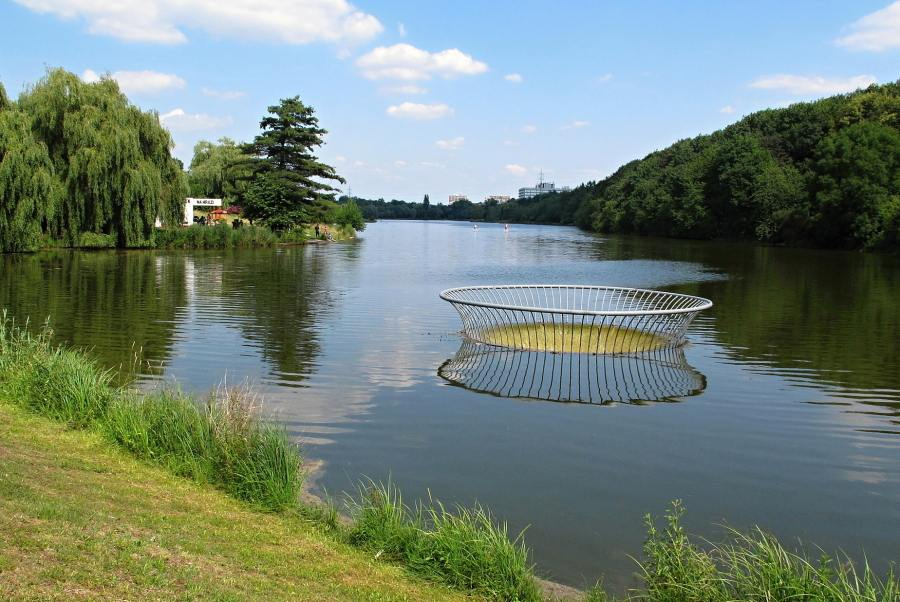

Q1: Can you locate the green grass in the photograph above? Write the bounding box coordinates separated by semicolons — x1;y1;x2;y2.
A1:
0;315;301;512
0;402;469;601
151;223;279;249
0;315;541;600
348;480;542;602
597;501;899;601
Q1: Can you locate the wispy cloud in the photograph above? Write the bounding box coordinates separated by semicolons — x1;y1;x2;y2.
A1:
504;73;523;83
749;74;877;95
159;108;232;131
381;83;428;95
719;105;735;114
386;102;453;120
562;120;590;130
504;163;528;176
202;87;246;100
596;73;613;84
835;1;900;51
357;43;488;80
436;136;465;150
14;0;383;45
521;124;537;134
82;69;185;94
398;22;406;37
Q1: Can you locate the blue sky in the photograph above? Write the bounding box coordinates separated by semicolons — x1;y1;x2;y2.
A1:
1;0;898;203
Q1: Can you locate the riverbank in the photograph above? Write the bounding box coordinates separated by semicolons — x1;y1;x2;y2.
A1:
31;223;357;252
0;318;545;601
0;401;467;601
2;317;898;601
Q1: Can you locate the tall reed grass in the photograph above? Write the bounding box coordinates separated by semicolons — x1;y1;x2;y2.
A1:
0;314;302;511
348;480;542;601
152;223;279;249
588;501;899;601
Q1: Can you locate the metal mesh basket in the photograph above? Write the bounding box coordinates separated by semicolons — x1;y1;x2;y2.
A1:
440;285;712;354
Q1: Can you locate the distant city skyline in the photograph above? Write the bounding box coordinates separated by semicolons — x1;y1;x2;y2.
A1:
2;0;898;203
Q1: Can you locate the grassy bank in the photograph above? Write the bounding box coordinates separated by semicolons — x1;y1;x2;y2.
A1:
0;401;467;601
0;316;540;600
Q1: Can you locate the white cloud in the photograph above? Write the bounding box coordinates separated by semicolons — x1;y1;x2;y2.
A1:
502;140;518;147
563;120;590;129
435;136;464;150
386;102;453;120
521;124;537;134
398;22;406;37
357;43;488;80
504;73;523;83
719;104;736;114
749;74;877;95
835;1;900;51
597;73;613;83
393;159;407;167
159;108;232;131
14;0;382;45
334;155;347;163
381;83;428;95
202;87;246;100
82;69;185;94
504;163;528;176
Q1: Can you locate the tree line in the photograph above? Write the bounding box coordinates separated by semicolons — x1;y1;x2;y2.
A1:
353;81;900;251
0;69;360;253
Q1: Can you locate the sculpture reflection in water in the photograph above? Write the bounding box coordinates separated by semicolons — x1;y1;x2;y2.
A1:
439;340;706;405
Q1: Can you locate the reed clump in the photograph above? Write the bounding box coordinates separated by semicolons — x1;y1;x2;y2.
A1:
348;480;542;602
0;314;302;511
593;501;899;601
152;223;279;249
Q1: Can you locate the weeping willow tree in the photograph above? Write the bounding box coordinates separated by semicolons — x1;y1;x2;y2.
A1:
0;82;61;252
1;69;187;250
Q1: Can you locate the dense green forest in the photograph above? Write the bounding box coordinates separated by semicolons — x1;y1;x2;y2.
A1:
353;81;900;251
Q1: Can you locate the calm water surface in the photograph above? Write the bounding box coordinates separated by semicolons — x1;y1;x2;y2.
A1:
3;220;899;590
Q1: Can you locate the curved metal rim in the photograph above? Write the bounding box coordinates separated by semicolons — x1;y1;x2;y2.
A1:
439;284;713;317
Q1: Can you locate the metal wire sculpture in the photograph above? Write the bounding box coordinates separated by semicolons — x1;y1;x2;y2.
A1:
440;285;712;354
439;340;706;405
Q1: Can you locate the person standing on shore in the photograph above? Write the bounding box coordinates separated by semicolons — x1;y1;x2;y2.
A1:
315;224;320;238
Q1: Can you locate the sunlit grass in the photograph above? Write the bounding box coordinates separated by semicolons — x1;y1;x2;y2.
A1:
348;479;542;601
481;322;666;354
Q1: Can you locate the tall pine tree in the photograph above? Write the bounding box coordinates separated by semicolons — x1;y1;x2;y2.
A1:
241;97;344;230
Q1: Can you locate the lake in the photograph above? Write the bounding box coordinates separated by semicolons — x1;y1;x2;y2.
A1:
2;220;898;590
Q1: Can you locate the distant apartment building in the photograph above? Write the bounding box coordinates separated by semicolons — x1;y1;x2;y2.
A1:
484;195;512;203
448;194;469;203
517;181;571;200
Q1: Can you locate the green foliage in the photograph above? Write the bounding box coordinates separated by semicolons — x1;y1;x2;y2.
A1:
330;200;366;231
241;97;345;230
593;501;899;601
0;315;302;511
0;102;61;252
348;480;541;601
0;69;187;250
188;137;252;202
353;81;900;250
152;223;278;249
